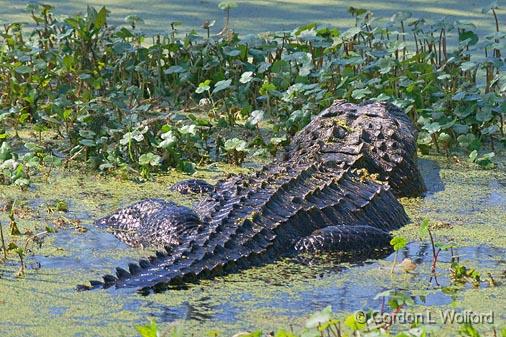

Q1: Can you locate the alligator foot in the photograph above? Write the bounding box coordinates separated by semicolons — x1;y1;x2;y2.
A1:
294;225;392;253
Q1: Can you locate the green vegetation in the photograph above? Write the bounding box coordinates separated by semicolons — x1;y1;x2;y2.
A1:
0;2;504;188
0;2;505;337
135;304;506;337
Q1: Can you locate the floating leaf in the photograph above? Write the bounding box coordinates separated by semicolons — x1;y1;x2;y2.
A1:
218;1;238;10
390;236;408;251
399;258;417;272
305;305;333;328
134;319;158;337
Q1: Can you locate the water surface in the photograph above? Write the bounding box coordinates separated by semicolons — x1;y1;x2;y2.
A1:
0;155;505;336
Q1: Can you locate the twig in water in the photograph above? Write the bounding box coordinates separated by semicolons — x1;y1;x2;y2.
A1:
0;220;7;260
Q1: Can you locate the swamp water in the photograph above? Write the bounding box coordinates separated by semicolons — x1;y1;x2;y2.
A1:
0;155;505;336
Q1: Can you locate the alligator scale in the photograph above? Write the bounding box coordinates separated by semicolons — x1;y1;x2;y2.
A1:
87;101;425;293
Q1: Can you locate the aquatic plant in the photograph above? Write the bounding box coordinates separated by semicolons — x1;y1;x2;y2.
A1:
223;137;248;165
389;235;408;273
0;220;7;260
6;242;25;277
0;3;504;184
134;303;506;337
418;218;454;285
450;262;481;288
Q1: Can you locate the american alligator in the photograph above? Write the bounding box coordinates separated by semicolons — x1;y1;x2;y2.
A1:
86;100;425;293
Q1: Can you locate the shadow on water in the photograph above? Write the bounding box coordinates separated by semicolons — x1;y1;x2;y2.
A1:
488;179;506;206
418;158;445;195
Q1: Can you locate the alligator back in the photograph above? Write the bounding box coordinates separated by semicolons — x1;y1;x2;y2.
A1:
88;101;425;292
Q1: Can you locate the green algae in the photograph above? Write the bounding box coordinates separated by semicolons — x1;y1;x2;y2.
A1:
398;155;506;247
0;154;505;336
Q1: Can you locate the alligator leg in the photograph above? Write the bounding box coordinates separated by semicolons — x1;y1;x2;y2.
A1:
293;225;392;253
